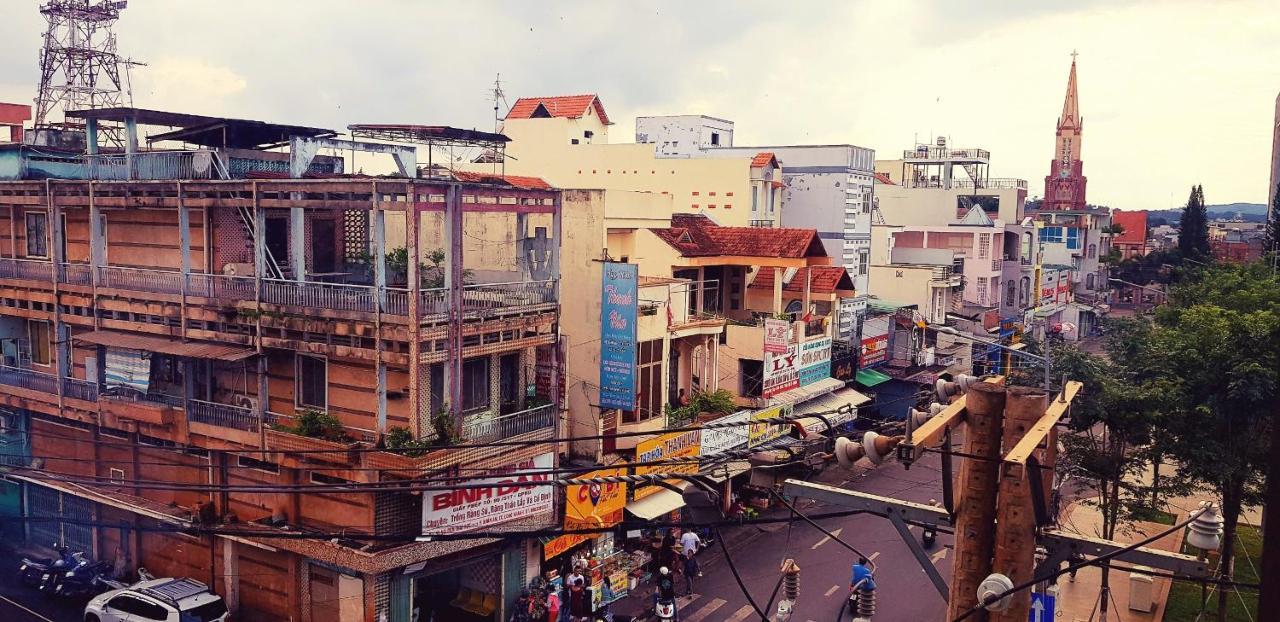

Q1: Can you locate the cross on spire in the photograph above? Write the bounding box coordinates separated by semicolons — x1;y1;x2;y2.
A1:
1070;49;1079;62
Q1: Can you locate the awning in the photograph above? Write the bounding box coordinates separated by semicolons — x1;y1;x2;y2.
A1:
855;368;892;387
74;330;256;361
1034;304;1066;318
793;387;872;435
768;377;846;407
626;485;687;520
700;460;751;484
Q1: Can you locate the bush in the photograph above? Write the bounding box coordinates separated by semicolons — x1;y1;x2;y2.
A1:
278;409;351;443
384;426;432;457
691;389;736;416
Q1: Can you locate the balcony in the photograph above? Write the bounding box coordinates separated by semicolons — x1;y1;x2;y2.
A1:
749;219;775;228
902;146;990;161
461;280;556;318
460;403;556;442
83;151;229;181
951;178;1027;191
0;259;54;282
61;377;99;402
187;399;259;432
0;365;58;394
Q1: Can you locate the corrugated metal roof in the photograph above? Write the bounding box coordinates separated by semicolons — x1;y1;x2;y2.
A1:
74;330;256;361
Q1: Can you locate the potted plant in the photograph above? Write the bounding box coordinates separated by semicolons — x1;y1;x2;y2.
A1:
266;409;360;465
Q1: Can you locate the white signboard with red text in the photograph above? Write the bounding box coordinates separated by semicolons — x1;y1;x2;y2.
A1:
422;452;555;535
763;318;791;354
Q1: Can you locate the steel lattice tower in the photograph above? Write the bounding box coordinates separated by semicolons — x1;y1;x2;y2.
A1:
33;0;139;144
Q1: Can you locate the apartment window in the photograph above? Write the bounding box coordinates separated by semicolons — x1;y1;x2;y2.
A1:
977;278;988;304
295;354;327;410
978;234;991;259
857;250;870;277
622;340;663;423
751;188;759;213
499;353;520;410
237;455;279;474
1066;228;1082;250
27;320;50;366
461;357;490;413
1040;226;1064;244
1019;277;1031;306
1005;280;1016;306
710;132;720;146
1086;273;1096;290
739;359;763;399
25;212;47;258
1087;243;1097;259
311;472;352;485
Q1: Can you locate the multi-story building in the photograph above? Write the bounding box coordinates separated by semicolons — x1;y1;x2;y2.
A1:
1110;209;1149;259
0;108;564;622
0;103;29;144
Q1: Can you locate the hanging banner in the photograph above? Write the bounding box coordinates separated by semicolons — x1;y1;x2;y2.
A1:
748;403;793;448
763;318;790;354
599;262;639;410
860;334;889;366
565;468;627;530
421;453;555;535
633;429;701;501
699;411;750;456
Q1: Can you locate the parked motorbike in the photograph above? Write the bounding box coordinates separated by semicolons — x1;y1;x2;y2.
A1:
654;597;676;622
52;559;114;599
17;545;76;587
38;551;89;596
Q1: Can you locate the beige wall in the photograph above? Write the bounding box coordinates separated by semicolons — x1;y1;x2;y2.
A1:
873;182;1025;227
868;264;950;324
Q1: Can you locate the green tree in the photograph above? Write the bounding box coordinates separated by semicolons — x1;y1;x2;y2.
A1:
1265;182;1280;261
1154;262;1280;622
1177;185;1211;260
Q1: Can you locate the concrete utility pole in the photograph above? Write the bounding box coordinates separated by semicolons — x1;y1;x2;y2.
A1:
946;382;1007;621
990;386;1049;622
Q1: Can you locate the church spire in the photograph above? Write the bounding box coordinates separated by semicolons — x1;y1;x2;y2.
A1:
1058;51;1080;130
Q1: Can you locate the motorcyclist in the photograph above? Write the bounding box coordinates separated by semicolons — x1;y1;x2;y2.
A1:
654;566;678;620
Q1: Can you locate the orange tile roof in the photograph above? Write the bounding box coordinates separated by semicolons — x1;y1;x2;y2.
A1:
505;94;611;125
874;172;896;185
750;266;854;294
451;171;553;190
650;214;827;259
1111;210;1148;246
751;152;777;168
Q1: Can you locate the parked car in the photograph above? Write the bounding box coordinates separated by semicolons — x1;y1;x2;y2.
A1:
84;577;229;622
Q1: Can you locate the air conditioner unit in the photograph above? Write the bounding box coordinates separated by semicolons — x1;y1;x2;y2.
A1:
233;395;258;411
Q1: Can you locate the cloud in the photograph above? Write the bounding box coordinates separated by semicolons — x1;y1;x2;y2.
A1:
131;58;248;115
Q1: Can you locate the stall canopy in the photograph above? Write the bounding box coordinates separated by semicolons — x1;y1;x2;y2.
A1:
74;331;256;361
855;368;892;388
793;387;872;435
767;377;846;407
625;483;688;520
700;460;752;484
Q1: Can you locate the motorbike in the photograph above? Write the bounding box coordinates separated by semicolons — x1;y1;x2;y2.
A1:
655;597;676;622
52;559;114;599
38;551;89;596
17;545;77;587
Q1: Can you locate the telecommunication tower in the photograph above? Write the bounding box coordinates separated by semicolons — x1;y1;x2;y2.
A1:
33;0;142;145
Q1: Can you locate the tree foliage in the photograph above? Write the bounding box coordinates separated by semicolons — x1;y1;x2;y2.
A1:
1177;184;1211;259
1265;182;1280;259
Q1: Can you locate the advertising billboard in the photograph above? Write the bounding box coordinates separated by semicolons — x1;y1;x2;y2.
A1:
634;429;701;501
600;262;639;410
422;453;555;535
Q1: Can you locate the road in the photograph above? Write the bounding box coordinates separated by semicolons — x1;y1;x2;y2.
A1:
615;446;954;622
0;550;84;622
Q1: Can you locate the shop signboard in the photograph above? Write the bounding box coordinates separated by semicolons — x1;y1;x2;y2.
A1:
832;348;857;382
699;410;750;456
634;430;701;501
565;468;627;531
542;532;587;561
797;337;832;386
860;334;889;366
422;452;555;535
748;403;793;448
765;337;833;397
763;318;791;354
599;262;639;410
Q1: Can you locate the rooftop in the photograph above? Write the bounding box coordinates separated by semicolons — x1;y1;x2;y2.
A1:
451;170;553;190
750;152;777;168
749;266;855;294
506;94;612;125
1111;210;1148;245
65;107;336;150
650;214;826;259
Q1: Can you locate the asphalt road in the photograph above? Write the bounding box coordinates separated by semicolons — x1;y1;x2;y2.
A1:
615;447;954;622
0;550;86;622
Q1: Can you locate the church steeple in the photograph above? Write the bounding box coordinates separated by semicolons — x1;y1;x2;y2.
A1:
1058;50;1081;131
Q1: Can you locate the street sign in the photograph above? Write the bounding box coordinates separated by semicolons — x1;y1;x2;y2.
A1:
1029;592;1055;622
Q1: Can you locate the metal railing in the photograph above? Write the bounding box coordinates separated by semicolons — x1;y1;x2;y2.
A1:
100;389;185;409
384;287;409;316
61;377;98;402
262;279;380;314
461;404;555;441
185;273;255;301
99;266;184;295
461;280;556;317
0;365;59;394
0;258;54;281
60;263;92;285
951;178;1028;190
902;147;991;160
419;288;448;318
748;219;775;228
188;399;258;432
84;150;227;181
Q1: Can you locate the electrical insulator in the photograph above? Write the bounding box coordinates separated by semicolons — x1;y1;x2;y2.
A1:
783;566;799;601
856;585;877;619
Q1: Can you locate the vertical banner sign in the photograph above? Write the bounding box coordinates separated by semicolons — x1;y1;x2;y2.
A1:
600;262;639;410
763;318;790;354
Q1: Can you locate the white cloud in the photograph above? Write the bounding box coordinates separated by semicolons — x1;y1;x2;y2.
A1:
131;58;248;116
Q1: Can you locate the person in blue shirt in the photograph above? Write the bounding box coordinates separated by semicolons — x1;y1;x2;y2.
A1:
850;557;876;591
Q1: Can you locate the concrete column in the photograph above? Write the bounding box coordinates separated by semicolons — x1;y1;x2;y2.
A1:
695;267;705;315
178;186;190;293
372;210;386;296
516;212;529;281
406;190;423;437
124;116;138;180
946;382;1007;622
772;267;783;315
990;387;1049;622
444;186;464;433
85;118;99;156
376;361;387;434
802;268;812;321
221;538;240;615
289;207;306;282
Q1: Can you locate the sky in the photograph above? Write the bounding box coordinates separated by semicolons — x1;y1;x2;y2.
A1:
1;0;1277;210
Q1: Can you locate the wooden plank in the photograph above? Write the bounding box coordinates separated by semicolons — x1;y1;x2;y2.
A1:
907;375;1005;459
1002;380;1082;468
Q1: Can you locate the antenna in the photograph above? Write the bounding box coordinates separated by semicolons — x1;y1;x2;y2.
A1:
33;0;145;147
491;73;508;135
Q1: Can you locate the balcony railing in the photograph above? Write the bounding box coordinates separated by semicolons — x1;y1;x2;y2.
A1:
902;147;991;161
461;403;556;442
419;288;448;319
100;388;185;409
185;273;255;300
61;377;99;402
0;365;59;394
951;178;1028;191
99;266;184;295
0;258;54;281
188;399;258;432
461;280;556;317
262;279;382;314
84;151;228;181
60;263;92;285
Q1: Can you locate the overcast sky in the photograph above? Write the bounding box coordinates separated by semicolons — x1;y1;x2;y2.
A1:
1;0;1276;209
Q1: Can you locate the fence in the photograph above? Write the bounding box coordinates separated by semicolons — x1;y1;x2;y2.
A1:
262;279;380;314
461;404;555;442
188;399;259;432
461;280;556;317
0;365;59;394
84;151;228;181
0;258;54;281
99;266;184;295
60;377;98;402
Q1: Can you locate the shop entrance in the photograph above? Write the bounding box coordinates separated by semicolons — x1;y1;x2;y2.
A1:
410;556;500;622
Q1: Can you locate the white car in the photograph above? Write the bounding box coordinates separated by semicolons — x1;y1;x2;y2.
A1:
85;577;229;622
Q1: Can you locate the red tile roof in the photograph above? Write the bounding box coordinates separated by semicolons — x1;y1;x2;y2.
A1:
451;171;553;190
505;94;611;125
750;266;854;294
650;214;827;259
1111;209;1148;245
873;172;896;185
750;152;777;168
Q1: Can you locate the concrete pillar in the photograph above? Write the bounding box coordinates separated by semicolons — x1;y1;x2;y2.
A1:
990;387;1049;622
445;186;464;433
802;268;812;321
516;212;529;281
124;116;138;180
178;186;190;292
85;118;99;156
290;207;306;281
772;267;783;315
406;192;423;437
946;382;1007;622
221;538;240;614
372;209;386;303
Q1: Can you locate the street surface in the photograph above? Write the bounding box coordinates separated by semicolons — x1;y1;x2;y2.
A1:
0;549;84;622
616;446;953;622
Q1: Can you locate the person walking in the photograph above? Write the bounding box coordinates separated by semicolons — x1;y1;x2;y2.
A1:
679;529;703;577
680;551;699;596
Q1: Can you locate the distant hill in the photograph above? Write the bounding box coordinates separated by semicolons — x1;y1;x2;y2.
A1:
1146;203;1267;226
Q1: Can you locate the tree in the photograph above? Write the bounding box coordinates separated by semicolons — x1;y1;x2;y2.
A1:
1265;182;1280;261
1177;185;1211;260
1154;262;1280;622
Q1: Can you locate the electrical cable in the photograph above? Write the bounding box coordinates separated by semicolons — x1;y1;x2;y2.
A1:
767;488;877;573
715;526;770;622
951;509;1202;621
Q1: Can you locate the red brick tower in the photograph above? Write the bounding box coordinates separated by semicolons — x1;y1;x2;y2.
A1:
1043;53;1087;211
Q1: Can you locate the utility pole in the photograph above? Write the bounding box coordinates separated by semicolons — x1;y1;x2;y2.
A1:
946;381;1006;621
990;386;1049;622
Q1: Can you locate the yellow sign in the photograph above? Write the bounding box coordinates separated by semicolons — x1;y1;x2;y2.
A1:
543;532;588;561
748;403;793;448
565;468;627;530
633;429;701;501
